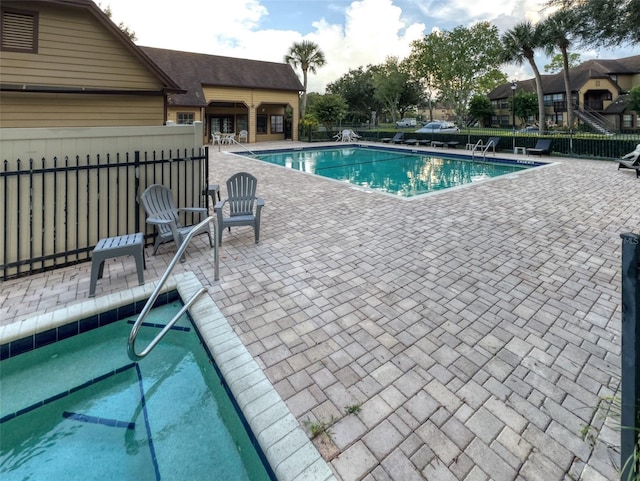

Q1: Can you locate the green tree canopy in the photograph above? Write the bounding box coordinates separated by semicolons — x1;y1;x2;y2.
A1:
307;93;348;130
468;95;494;127
284;40;327;119
628;86;640;113
545;0;640;47
408;22;505;126
369;57;423;122
326;67;380;123
512;91;539;125
544;53;581;73
99;3;136;41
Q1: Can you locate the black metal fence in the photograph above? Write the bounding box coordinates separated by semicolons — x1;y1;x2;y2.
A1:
621;233;640;481
1;147;209;280
303;126;640;160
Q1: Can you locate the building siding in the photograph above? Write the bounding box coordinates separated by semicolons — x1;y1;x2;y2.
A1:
1;92;164;128
0;2;171;128
1;4;163;90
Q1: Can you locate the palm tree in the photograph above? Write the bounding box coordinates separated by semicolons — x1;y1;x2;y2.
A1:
501;21;547;133
284;40;326;119
543;10;578;129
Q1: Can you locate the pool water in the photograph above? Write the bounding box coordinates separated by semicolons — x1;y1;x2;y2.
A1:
0;301;273;481
253;146;536;197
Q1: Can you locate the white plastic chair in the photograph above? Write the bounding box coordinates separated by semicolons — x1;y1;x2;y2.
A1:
238;130;248;143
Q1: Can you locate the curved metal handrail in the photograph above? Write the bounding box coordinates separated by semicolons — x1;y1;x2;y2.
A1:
470;139;484;160
127;216;218;361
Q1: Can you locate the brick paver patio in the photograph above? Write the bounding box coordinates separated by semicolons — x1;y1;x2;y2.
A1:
2;141;637;480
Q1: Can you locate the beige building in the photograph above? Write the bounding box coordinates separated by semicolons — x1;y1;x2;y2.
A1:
0;0;181;128
141;47;304;144
489;55;640;133
1;1;304;145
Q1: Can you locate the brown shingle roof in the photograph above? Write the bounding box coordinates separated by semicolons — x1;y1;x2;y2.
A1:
489;54;640;99
140;47;304;107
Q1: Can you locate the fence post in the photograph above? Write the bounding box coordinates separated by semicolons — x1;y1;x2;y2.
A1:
621;232;640;480
134;151;140;234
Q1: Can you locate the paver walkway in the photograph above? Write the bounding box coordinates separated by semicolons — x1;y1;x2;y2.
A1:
2;141;636;480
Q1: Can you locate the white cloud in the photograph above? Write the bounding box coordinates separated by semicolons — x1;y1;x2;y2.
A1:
100;0;425;93
99;0;634;91
299;0;426;92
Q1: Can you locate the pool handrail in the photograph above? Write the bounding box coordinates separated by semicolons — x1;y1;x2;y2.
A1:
228;138;257;156
213;137;257;156
127;216;218;361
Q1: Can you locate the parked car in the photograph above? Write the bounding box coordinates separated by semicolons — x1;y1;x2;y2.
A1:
518;125;540;133
396;118;417;127
415;121;460;134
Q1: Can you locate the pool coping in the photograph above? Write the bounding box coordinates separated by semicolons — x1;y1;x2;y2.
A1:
0;272;337;481
229;142;560;200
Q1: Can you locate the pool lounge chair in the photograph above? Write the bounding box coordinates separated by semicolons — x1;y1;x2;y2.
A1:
618;144;640;175
527;139;552;156
403;138;419;146
381;133;404;144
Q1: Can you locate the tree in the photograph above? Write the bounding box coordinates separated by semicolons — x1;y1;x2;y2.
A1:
474;70;509;96
542;10;578;128
368;58;422;122
99;3;136;41
501;21;547;133
545;0;640;47
629;86;640;113
408;22;505;126
468;95;494;127
544;53;581;73
326;67;380;124
307;94;347;131
284;40;326;119
512;91;539;125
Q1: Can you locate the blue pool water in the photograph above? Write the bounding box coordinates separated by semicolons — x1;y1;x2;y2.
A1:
0;300;273;481
252;146;542;197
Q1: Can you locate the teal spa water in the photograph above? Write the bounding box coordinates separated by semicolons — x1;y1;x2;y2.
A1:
0;301;273;481
254;146;535;197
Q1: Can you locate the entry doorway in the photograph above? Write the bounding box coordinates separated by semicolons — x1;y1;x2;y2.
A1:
210;115;234;135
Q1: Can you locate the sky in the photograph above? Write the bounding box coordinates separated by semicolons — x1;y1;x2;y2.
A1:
98;0;636;93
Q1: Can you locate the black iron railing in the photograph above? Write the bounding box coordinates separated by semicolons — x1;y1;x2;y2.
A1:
1;148;209;280
620;233;640;481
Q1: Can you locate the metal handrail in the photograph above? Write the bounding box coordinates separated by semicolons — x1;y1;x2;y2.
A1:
470;140;484;159
127;216;218;361
228;138;257;156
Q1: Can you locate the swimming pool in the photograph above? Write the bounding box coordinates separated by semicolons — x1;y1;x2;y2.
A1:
0;295;273;480
0;273;337;481
249;145;547;197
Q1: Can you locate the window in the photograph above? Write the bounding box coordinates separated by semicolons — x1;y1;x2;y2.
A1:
623;114;634;128
177;112;194;124
210;115;234;133
543;94;553;107
236;114;248;133
1;8;38;53
270;115;284;134
256;115;267;134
